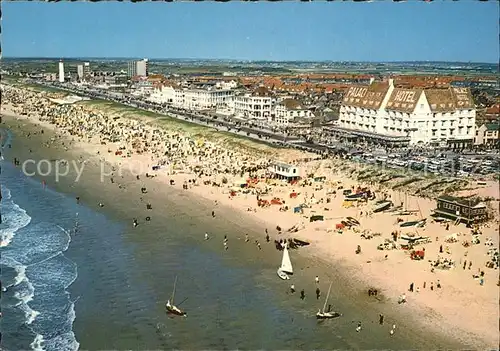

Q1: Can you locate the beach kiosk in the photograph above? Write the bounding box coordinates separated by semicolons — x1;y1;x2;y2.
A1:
433;195;488;225
269;162;300;183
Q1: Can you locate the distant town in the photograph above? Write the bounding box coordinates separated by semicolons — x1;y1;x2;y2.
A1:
2;58;498;177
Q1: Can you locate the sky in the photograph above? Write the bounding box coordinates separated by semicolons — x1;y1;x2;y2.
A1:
2;1;498;63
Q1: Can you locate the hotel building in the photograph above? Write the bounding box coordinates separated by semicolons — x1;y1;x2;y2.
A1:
474;123;499;147
148;84;234;111
77;64;84;81
330;79;476;148
233;87;274;122
127;59;148;78
58;61;65;83
273;98;315;127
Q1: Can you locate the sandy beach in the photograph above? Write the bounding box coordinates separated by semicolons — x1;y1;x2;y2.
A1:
2;84;499;349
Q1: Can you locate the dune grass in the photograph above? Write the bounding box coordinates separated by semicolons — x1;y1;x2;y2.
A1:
79;98;278;154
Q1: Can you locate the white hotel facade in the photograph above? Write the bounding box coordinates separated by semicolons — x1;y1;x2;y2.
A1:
274;99;315;127
148;84;315;126
332;79;476;147
233;87;274;121
148;84;234;111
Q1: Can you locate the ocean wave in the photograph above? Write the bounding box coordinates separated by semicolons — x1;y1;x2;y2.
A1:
30;334;45;351
40;302;79;351
6;222;72;267
0;257;41;327
13;279;35;304
1;151;80;351
2;184;12;200
0;190;79;350
0;195;32;247
0;256;29;288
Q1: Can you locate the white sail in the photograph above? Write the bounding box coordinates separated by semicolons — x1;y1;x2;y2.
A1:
322;282;333;313
280;245;293;274
171;276;177;304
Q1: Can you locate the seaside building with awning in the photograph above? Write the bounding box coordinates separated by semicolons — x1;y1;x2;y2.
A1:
432;195;488;225
268;161;300;182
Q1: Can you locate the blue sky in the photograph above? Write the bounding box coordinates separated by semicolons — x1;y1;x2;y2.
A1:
3;1;498;63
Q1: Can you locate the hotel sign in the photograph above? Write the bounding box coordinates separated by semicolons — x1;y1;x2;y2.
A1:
394;90;416;103
346;87;367;98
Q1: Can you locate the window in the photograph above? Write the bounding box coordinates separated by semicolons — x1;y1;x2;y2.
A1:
293;169;296;174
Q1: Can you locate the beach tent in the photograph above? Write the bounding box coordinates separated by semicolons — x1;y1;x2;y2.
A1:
293;206;303;214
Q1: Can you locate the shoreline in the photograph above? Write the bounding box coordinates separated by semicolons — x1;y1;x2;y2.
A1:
2;85;499;348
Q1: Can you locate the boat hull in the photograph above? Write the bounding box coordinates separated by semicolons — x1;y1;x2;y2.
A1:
166;303;186;317
277;268;290;280
373;201;392;213
316;312;341;319
400;219;426;228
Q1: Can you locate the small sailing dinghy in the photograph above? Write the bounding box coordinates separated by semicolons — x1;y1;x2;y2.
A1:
400;218;427;228
277;244;293;280
165;276;187;317
373;201;392;213
316;282;341;319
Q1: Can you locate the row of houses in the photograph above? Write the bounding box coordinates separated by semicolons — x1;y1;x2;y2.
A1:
148;84;315;128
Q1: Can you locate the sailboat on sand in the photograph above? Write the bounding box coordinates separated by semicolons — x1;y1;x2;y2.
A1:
277;244;293;280
316;282;341;319
166;276;187;317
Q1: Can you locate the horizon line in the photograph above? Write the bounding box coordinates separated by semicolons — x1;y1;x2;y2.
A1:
2;56;497;65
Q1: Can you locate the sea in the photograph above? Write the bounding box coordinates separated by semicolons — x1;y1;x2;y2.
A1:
0;126;461;350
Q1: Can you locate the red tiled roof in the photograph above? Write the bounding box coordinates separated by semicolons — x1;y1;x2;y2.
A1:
342;82;390;109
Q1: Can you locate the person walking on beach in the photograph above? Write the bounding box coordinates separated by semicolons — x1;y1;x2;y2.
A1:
212;210;215;218
315;276;319;284
315;287;321;300
300;289;305;300
204;233;209;240
379;314;384;325
245;234;249;242
409;283;414;292
290;284;295;294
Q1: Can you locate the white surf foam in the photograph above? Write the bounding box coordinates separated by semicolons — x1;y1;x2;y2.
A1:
3;258;41;326
14;264;27;286
30;334;45;351
0;175;79;350
0;187;32;247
